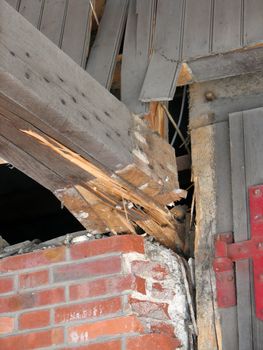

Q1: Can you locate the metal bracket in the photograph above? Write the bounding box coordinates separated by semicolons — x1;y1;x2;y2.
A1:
213;184;263;320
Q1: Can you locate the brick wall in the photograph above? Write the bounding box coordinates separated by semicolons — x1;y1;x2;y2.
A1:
0;235;190;349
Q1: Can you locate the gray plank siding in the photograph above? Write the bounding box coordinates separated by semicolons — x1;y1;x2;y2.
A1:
244;0;263;46
121;0;156;114
212;0;242;53
140;0;185;101
86;0;129;89
229;108;263;350
183;0;211;59
214;121;239;350
229;113;253;350
40;0;67;47
243;109;263;349
19;0;44;28
61;0;92;67
5;0;20;9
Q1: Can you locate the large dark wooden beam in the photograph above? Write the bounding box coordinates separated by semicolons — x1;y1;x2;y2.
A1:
0;0;186;250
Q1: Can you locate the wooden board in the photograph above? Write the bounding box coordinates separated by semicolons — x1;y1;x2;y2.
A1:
61;0;93;67
189;71;263;129
11;0;263;93
191;121;239;350
19;0;43;28
121;0;156;115
183;0;211;59
0;0;133;171
139;0;185;102
5;0;20;9
212;0;242;53
191;124;220;350
244;0;263;46
0;1;185;250
40;0;67;47
230;108;263;350
86;0;129;89
229;113;252;350
214;121;239;350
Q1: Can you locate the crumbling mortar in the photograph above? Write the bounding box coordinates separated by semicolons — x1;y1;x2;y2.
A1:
123;240;196;350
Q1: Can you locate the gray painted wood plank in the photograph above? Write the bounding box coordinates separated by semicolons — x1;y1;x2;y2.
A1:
86;0;129;89
183;0;211;59
121;0;156;115
19;0;43;28
40;0;67;47
214;121;239;350
244;0;263;46
61;0;92;67
213;0;242;53
188;46;263;84
5;0;20;9
243;108;263;349
140;0;184;102
229;112;253;350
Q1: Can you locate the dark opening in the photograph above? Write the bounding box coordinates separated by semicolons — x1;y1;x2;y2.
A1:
168;86;195;258
0;164;84;245
169;86;193;206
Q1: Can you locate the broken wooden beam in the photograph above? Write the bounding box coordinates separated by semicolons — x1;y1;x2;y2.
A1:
0;0;186;250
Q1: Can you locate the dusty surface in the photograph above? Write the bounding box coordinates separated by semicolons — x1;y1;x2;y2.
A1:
191;124;222;350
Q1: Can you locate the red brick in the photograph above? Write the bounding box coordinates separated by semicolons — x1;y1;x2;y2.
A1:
70;235;144;260
69;275;145;301
0;277;14;294
0;287;65;312
0;317;15;334
0;246;65;272
129;298;170;320
61;340;121;350
131;261;169;280
53;256;121;282
134;276;146;294
68;316;144;343
126;334;181;350
0;328;63;350
19;309;50;330
55;297;121;323
19;270;49;289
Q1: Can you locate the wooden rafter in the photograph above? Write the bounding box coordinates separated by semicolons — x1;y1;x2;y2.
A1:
0;0;186;250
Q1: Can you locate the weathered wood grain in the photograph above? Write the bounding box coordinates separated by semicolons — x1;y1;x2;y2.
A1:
19;0;43;28
229;112;252;350
183;0;211;59
0;0;184;249
61;0;93;67
0;0;133;171
140;0;184;102
121;0;155;114
40;0;67;47
244;0;263;46
86;0;129;89
5;0;20;9
213;0;242;53
241;108;263;349
214;121;239;350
